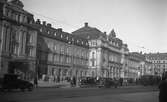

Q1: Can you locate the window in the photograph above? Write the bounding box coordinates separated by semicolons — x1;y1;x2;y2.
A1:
48;53;53;62
66;47;69;55
54;45;57;51
56;54;60;62
14;44;19;55
92;52;95;66
27;32;31;43
54;32;57;36
60;45;65;54
40;28;42;32
29;48;33;57
92;41;97;46
48;42;54;51
47;31;50;34
15;14;19;21
24;16;27;23
3;25;7;51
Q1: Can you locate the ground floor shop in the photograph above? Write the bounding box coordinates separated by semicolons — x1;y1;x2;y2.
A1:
0;56;36;80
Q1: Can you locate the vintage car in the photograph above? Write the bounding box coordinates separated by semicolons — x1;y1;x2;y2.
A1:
1;74;34;91
96;78;119;88
79;77;97;88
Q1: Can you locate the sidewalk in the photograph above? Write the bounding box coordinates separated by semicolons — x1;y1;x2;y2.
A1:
37;80;159;90
37;80;71;88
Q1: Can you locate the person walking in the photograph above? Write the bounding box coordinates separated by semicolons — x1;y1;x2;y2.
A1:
159;71;167;102
34;77;38;88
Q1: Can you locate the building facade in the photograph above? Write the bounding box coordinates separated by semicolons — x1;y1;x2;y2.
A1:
145;53;167;76
72;23;129;79
126;52;145;79
125;52;153;80
36;20;89;81
0;0;37;80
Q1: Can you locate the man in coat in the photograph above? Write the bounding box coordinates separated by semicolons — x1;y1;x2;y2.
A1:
159;71;167;102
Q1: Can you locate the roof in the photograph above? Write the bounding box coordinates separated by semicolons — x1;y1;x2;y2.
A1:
35;21;89;48
145;53;167;60
72;22;106;40
128;52;145;61
6;0;33;16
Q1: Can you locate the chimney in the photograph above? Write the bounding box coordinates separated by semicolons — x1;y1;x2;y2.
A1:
43;21;46;26
84;22;88;27
47;23;52;27
104;32;106;35
36;19;41;24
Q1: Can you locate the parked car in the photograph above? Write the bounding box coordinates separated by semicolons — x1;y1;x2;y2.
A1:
79;77;97;88
97;78;119;88
140;75;161;86
1;74;34;91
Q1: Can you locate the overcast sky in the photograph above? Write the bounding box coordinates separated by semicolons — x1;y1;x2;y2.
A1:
21;0;167;53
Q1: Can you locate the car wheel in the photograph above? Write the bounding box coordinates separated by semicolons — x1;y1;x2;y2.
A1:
21;88;25;92
28;86;33;91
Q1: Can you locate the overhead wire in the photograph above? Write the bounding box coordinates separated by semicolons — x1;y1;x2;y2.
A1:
27;9;154;53
27;9;78;29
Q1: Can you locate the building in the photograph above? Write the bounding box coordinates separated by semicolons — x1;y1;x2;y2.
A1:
72;23;129;78
126;52;146;79
0;0;38;80
145;53;167;76
125;52;153;80
35;20;89;81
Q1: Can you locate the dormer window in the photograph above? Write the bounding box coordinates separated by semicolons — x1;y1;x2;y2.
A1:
6;9;11;17
22;16;27;23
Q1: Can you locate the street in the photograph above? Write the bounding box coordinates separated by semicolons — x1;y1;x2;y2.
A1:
0;86;159;102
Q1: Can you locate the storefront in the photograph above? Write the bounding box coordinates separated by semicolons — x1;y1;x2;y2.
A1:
7;60;36;80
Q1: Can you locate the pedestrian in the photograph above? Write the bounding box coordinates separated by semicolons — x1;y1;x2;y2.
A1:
124;79;128;86
159;71;167;102
119;78;123;86
73;76;76;86
34;77;38;88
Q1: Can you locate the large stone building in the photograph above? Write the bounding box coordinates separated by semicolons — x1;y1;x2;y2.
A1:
145;53;167;76
126;52;145;79
1;0;166;82
125;52;153;80
35;20;89;81
0;0;38;80
72;23;129;79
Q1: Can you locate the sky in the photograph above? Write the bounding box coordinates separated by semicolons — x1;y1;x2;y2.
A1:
21;0;167;53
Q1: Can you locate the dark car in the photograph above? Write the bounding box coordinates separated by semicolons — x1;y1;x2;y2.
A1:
1;74;34;91
79;77;97;88
97;78;118;88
